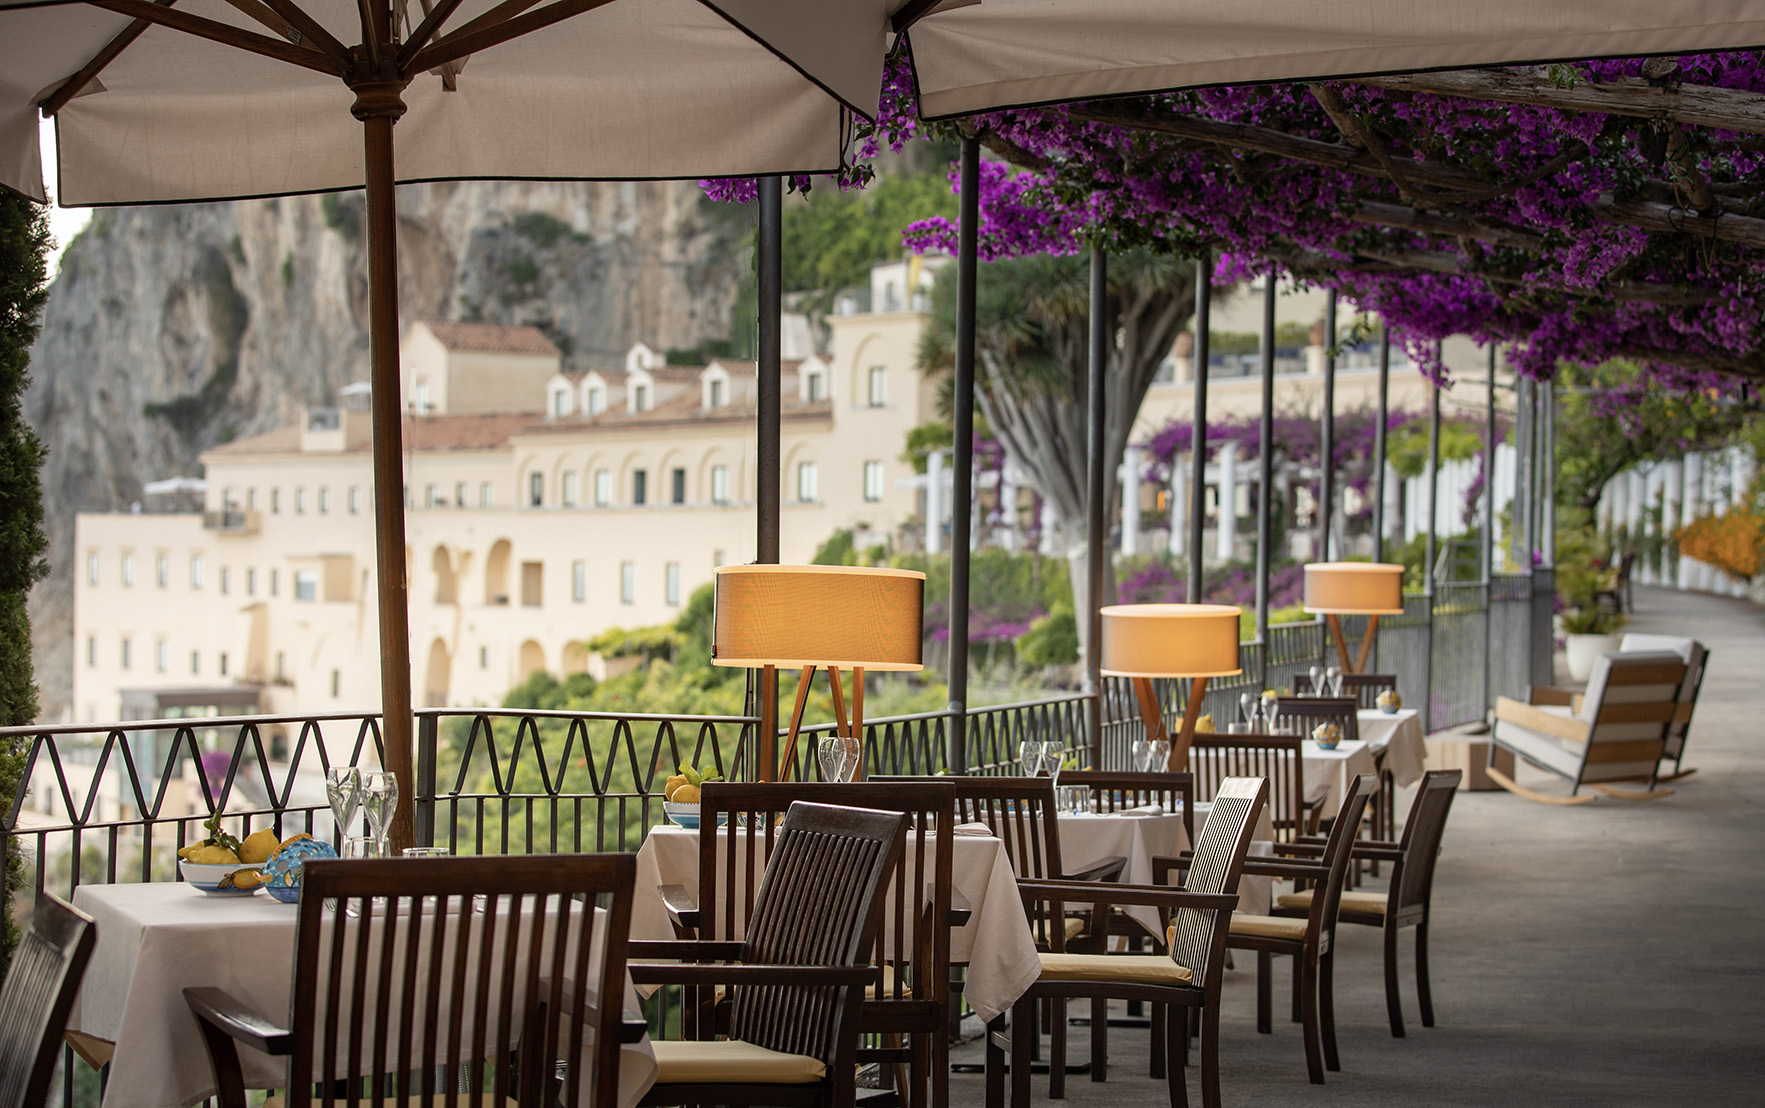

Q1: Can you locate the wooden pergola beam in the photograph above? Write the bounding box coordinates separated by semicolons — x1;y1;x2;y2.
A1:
1355;69;1765;137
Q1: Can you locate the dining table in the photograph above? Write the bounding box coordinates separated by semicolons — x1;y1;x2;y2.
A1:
1356;707;1429;786
67;882;659;1108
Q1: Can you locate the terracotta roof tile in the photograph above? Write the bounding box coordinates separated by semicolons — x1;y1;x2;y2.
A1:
421;321;559;357
207;413;541;456
207;426;302;456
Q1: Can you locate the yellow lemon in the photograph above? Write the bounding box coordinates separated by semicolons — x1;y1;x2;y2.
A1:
671;784;701;805
188;844;241;864
664;774;688;801
229;869;264;890
1194;713;1215;733
177;844;200;860
238;829;280;864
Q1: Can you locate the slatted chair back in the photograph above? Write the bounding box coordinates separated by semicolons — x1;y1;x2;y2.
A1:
1618;633;1708;764
1274;696;1362;744
1062;769;1196;853
1295;673;1397;710
1309;775;1375;950
695;781;954;1010
1188;735;1306;838
285;854;636;1108
0;895;96;1108
1387;770;1461;924
1573;652;1685;786
1166;776;1267;989
727;803;909;1064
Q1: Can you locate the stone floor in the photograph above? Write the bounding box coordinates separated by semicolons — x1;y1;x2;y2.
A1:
947;585;1765;1106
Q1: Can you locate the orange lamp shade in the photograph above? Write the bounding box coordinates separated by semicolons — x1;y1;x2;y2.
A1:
1303;562;1405;615
711;564;926;671
1099;604;1243;678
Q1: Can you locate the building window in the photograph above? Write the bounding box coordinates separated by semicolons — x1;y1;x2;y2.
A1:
190;650;200;675
620;561;635;604
318;486;331;514
455;482;467;508
520;561;543;607
275;651;286;681
218;651;229;677
632;470;648;506
528;471;544;507
572;560;586;602
155;554;169;588
479;646;489;669
294;570;318;601
121;553;134;587
426;484;442;508
348;486;361;514
806;371;825;402
711;465;729;505
708;379;725;408
190;555;205;588
587;386;605;415
550;388;570;418
413;381;431;414
713;549;725;568
867;365;887;407
561;471;578;508
246;488;257;511
665;562;681;606
480;482;494;509
220;566;230;594
671;467;686;505
246;567;257;595
270;488;280;514
633;384;649;412
594;469;612;507
87;551;99;585
155;639;168;673
294;487;306;514
269;569;279;596
120;638;131;669
86;636;96;666
796;461;819;503
863;460;885;502
331;669;341;698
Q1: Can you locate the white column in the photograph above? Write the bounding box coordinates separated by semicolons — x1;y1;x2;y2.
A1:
1216;442;1238;564
1683;453;1704;525
1120;445;1143;556
1168;456;1188;559
1038;499;1058;556
926;450;944;555
999;469;1018;552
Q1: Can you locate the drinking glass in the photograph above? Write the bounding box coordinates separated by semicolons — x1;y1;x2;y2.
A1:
1308;665;1324;697
1042;741;1067;786
1145;739;1169;772
325;766;362;841
1238;693;1258;730
1018;741;1046;777
361;771;398;853
342;836;379;859
817;735;857;782
1131;738;1155;773
1263;698;1282;735
1326;666;1344;698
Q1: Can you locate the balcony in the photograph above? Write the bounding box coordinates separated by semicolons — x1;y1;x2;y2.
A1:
201;509;259;534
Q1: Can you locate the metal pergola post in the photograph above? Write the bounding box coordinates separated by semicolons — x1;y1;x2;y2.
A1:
1373;325;1390;564
1423;356;1442;733
1319;290;1337;561
1482;344;1498;723
1188;253;1212;603
754;174;782;779
1085;242;1109;762
1515;375;1535;567
947;135;980;774
1254;278;1276;672
1542;379;1557;567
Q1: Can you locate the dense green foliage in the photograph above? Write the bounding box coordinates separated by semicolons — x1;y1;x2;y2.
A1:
0;192;51;969
781;172;959;314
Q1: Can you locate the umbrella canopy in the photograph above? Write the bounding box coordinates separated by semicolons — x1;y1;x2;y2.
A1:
904;0;1765;118
3;0;892;203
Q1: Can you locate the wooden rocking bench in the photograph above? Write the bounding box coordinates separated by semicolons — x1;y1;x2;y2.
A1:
1489;650;1686;805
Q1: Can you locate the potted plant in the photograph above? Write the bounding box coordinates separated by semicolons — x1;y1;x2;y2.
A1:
1560;603;1626;682
1555;516;1627;681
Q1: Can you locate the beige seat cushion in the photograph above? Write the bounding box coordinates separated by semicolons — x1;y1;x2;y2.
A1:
1276;889;1389;916
1032;915;1089;945
1037;952;1193;985
1228;914;1306;941
866;963;913;1000
265;1098;515;1108
651;1038;827;1084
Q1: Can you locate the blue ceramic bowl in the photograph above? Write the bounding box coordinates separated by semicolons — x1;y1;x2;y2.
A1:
663;802;729;830
260;838;338;903
180;860;260;896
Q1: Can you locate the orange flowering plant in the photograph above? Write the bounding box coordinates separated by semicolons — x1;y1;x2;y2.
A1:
1676;510;1765;580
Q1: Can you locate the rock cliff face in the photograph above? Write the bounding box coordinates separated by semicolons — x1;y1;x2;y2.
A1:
24;179;749;718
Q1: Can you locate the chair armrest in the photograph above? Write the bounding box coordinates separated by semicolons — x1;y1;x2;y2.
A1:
1348;844;1404;863
630;964;878;987
1495;697;1589;744
629;939;745;962
1016;879;1239;913
947;887;973;928
1241;859;1328;881
658;884;700;931
1150;854;1189;886
183;987;296;1056
1528;686;1576;707
1271;842;1326;858
1061;855;1127;884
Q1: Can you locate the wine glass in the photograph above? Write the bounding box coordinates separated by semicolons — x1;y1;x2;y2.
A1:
1326;666;1344;698
1308;665;1324;697
817;735;856;782
1238;693;1258;730
1145;739;1169;773
1263;698;1282;735
1131;738;1155;773
1042;741;1067;786
361;771;398;855
1018;741;1046;777
325;766;362;842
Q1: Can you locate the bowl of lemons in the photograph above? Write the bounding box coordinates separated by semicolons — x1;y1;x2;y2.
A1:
177;816;286;895
661;764;727;829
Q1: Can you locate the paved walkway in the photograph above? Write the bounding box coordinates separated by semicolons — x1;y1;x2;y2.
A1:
948;585;1765;1106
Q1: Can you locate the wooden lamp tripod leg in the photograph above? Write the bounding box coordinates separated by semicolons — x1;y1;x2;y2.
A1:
781;665;816;781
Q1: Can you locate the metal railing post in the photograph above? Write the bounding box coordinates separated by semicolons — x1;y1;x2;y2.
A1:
415;712;437;847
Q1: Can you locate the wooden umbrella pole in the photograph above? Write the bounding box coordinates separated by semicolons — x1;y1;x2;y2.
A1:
356;76;416;853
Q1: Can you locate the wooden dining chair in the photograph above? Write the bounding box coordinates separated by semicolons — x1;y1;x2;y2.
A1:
1274;768;1462;1037
1274;696;1362;746
664;781;958;1108
0;894;96;1108
1187;734;1310;838
629;802;909;1108
1218;775;1374;1083
185;854;639;1108
1294;673;1397;711
992;777;1269;1108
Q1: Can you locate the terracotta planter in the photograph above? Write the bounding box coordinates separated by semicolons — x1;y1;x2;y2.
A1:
1565;632;1621;682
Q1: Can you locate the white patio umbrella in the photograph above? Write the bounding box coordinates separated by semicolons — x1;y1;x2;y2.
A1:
2;0;897;848
902;0;1765;118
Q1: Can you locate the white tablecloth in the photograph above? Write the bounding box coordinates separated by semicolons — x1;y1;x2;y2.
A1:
69;883;658;1108
1058;803;1275;921
1301;739;1380;817
1357;708;1429;786
633;825;1039;1023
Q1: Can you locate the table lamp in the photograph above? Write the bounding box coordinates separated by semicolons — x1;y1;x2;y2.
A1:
1303;562;1405;674
712;564;925;781
1100;604;1243;772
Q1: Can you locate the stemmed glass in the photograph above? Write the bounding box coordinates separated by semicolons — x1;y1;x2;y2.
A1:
361;771;398;857
1042;741;1067;786
817;735;858;782
325;767;362;843
1308;665;1324;697
1018;741;1046;778
1263;697;1282;735
1326;666;1344;698
1131;738;1170;773
1238;693;1258;731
